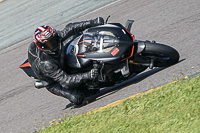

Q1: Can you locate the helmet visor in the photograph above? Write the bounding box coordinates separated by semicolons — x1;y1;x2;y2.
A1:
37;33;60;54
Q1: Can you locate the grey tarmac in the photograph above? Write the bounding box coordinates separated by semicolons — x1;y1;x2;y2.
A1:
0;0;200;132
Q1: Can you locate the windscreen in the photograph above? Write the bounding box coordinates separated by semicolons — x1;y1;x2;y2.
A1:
80;32;119;53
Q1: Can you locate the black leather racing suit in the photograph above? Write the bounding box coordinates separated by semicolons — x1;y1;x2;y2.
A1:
28;18;103;104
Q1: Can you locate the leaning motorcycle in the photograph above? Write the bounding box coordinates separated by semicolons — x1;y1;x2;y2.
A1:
20;20;180;103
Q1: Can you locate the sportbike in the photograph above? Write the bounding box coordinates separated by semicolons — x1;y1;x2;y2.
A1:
20;19;179;103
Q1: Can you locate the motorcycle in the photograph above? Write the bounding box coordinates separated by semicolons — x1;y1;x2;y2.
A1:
20;19;179;101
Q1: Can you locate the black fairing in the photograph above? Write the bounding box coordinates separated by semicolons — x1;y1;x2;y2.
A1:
65;24;134;69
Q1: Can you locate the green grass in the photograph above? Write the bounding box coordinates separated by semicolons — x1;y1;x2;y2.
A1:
39;75;200;133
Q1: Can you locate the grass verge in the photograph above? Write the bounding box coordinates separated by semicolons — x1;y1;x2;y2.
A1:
39;75;200;133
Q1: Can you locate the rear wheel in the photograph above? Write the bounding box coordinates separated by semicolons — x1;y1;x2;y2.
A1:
135;42;180;67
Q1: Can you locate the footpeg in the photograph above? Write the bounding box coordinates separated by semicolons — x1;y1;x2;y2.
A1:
149;59;154;69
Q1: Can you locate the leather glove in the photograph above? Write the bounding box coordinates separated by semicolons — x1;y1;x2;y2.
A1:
89;68;99;80
92;17;104;26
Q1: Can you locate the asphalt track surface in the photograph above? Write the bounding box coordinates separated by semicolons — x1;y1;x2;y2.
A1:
0;0;200;132
0;0;114;50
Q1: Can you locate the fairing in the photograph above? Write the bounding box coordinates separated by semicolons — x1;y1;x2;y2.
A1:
65;24;135;69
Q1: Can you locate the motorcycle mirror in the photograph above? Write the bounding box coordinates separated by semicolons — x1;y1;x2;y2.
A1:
105;15;111;24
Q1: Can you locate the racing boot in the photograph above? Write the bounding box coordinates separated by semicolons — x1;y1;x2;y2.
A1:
46;83;84;105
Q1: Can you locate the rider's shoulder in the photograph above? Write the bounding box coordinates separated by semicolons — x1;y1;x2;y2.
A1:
28;42;37;49
30;42;35;46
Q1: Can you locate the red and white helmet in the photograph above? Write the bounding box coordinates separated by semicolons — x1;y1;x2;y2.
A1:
33;25;60;54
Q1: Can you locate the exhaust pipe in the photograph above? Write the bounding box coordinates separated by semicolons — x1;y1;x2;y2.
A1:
34;80;45;89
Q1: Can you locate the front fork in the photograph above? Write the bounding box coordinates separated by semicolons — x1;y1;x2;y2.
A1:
131;40;156;69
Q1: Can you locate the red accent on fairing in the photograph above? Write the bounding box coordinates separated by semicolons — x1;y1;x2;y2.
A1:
111;47;119;56
121;45;135;61
77;55;85;57
124;28;135;42
121;28;135;61
19;62;31;68
78;41;84;44
78;40;92;44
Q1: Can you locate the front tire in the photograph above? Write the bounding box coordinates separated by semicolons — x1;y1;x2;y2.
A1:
136;42;180;67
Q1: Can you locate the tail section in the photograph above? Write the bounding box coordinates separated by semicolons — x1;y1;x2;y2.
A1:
19;59;38;79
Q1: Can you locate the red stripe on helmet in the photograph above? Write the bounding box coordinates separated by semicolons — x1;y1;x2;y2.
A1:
37;26;46;32
35;42;45;51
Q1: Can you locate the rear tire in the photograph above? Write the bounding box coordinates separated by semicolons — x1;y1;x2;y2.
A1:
137;42;180;67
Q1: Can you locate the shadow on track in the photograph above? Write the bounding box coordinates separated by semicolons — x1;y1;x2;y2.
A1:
64;59;186;109
64;67;165;109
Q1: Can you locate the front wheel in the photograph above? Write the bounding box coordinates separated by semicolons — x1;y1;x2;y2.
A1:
135;42;180;67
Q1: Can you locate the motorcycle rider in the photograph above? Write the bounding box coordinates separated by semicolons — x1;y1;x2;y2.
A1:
28;17;104;105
